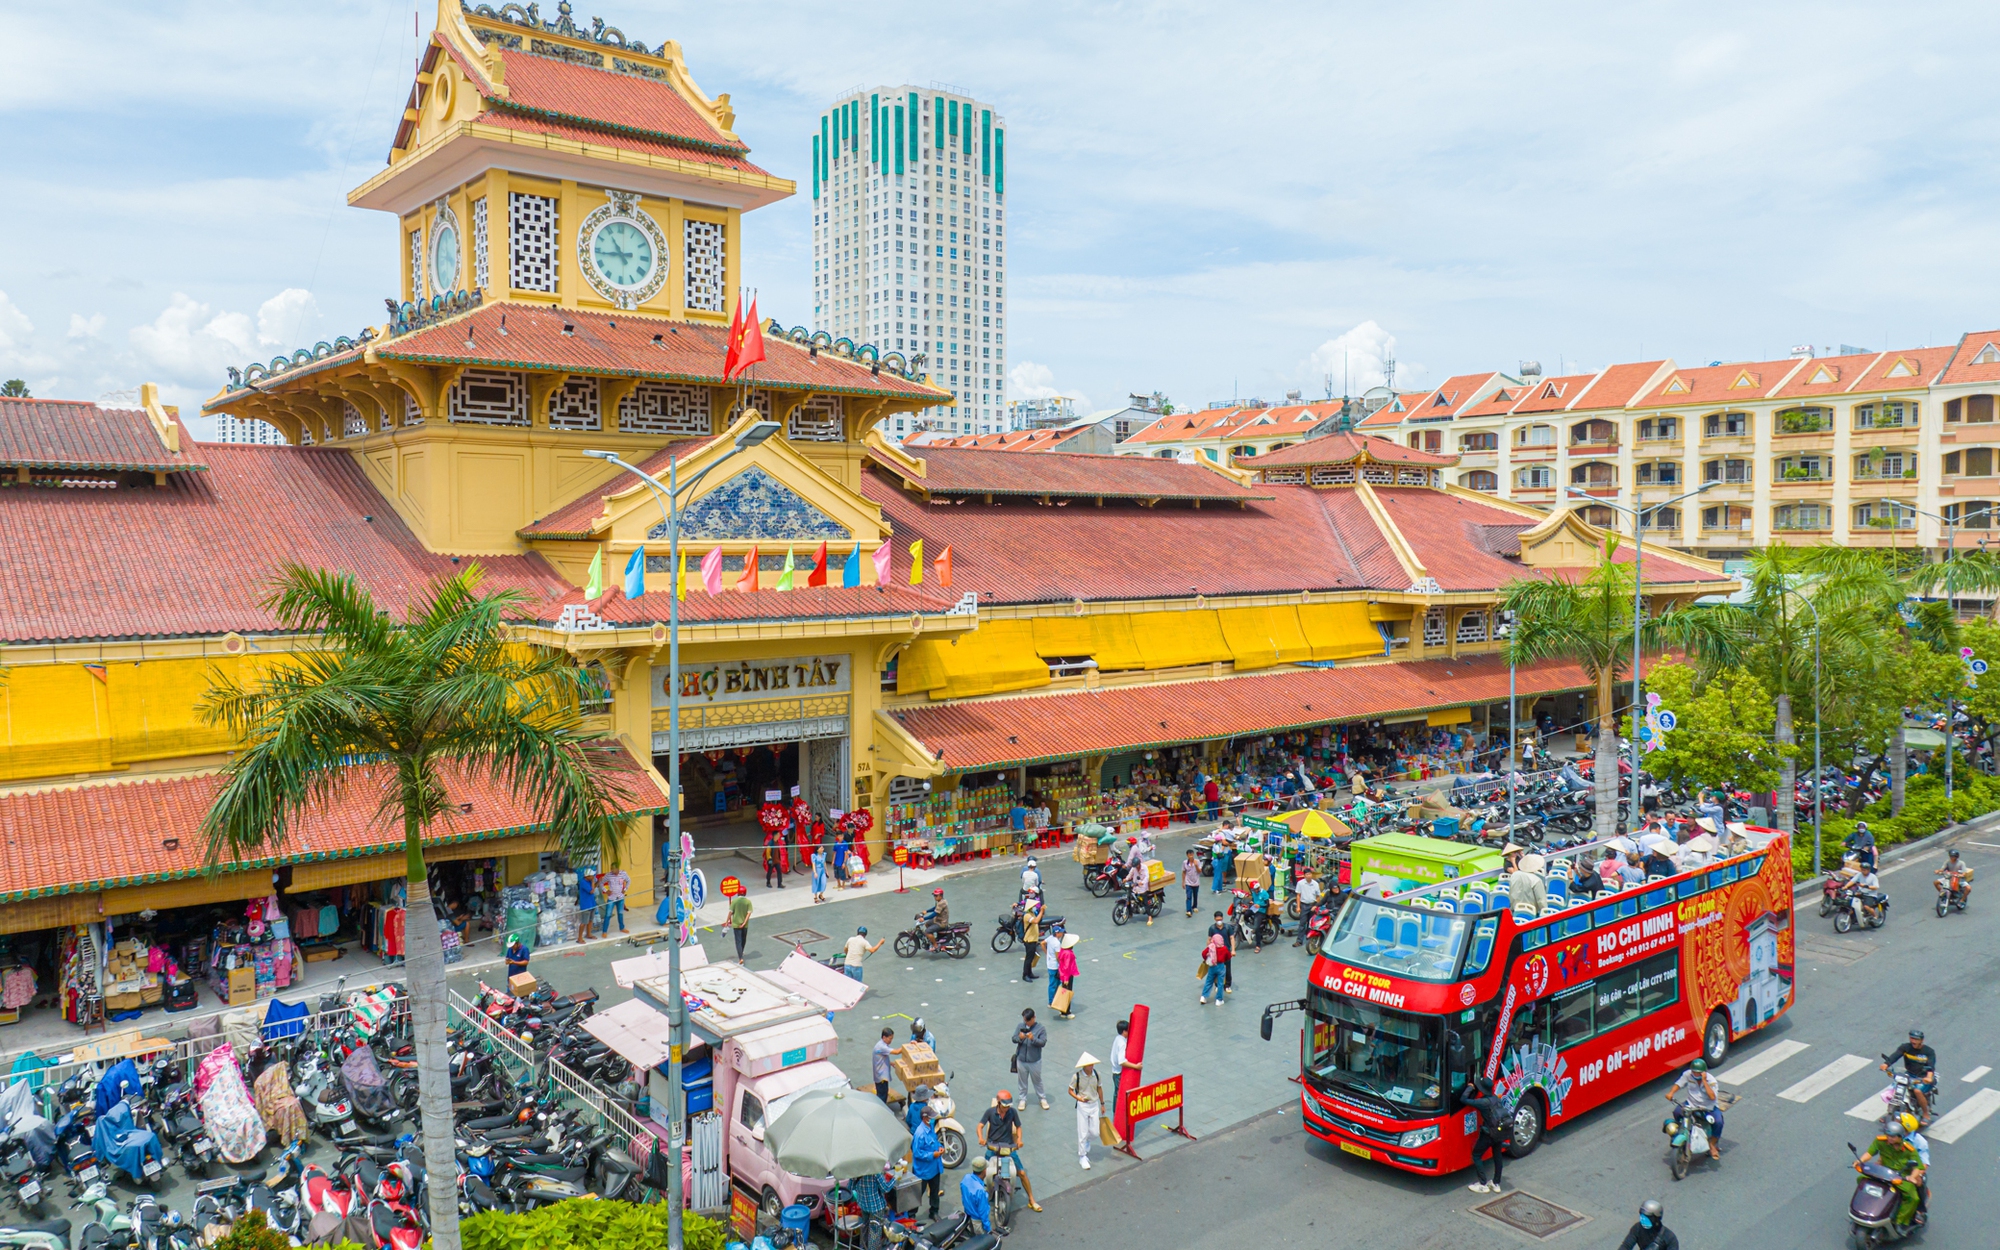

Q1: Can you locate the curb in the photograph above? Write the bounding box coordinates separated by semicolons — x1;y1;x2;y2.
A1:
1789;807;2000;900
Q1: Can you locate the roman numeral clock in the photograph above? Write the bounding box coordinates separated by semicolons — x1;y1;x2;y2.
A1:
578;190;671;309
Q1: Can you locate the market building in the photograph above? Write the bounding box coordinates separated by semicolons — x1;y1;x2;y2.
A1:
0;0;1734;1037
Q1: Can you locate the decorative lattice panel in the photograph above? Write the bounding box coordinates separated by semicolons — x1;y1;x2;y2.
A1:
509;192;559;293
343;400;368;438
727;390;776;422
409;228;425;302
787;395;843;441
1423;607;1448;647
1361;465;1394;485
1397;468;1429;486
684;219;725;312
1456;611;1489;644
1261;468;1307;484
549;377;600;430
1312;465;1355;486
619;382;711;435
404;393;422;426
472;197;489;290
448;369;528;426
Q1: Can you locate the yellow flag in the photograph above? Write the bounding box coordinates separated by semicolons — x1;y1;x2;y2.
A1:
677;548;688;601
777;546;796;591
908;539;924;585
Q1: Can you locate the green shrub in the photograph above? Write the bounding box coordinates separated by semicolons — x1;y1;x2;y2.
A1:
462;1200;726;1250
1796;772;2000;875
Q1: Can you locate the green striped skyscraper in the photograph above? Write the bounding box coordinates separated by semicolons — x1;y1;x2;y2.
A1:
811;85;1007;441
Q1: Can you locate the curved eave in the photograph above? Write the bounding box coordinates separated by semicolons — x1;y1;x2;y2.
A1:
370;346;943;404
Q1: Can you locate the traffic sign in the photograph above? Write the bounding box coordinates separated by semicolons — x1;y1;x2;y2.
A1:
1637;725;1655;743
1655;709;1678;732
683;868;707;911
1972;659;1989;676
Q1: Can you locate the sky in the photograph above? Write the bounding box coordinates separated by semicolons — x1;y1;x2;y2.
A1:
4;0;1998;434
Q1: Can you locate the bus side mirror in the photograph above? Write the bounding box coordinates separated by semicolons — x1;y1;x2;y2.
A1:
1260;1010;1274;1043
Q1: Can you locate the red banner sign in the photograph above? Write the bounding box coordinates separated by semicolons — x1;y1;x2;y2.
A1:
1122;1074;1185;1125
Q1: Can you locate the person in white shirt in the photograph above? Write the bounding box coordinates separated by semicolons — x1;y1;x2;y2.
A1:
1291;870;1327;947
842;926;883;983
1021;858;1042;896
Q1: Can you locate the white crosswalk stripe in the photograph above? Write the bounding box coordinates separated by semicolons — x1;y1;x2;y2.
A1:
1926;1088;2000;1144
1844;1092;1888;1121
1717;1039;1809;1086
1961;1065;1991;1083
1778;1054;1873;1103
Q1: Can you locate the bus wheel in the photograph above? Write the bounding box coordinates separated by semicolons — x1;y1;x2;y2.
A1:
1509;1093;1545;1157
1702;1011;1731;1067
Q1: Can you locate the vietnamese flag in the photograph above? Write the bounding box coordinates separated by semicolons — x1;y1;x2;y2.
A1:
934;545;953;589
737;545;760;592
724;291;766;381
808;542;828;588
721;296;746;379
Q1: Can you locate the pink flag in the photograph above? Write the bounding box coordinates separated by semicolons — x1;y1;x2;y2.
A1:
700;547;724;595
871;540;892;587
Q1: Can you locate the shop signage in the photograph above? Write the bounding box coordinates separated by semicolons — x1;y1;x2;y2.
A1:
730;1187;757;1240
656;654;851;708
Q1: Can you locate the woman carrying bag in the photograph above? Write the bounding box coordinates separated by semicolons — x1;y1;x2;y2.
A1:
1053;933;1080;1019
1199;930;1230;1005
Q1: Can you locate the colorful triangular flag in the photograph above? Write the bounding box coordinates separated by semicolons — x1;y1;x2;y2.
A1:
808;542;829;588
935;544;953;589
737;545;760;592
776;546;796;591
908;539;924;586
585;545;604;598
700;547;723;595
870;541;890;587
677;548;689;601
624;546;646;599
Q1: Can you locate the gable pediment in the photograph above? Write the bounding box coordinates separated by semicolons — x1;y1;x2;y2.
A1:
1515;508;1611;570
1974;342;2000;366
1808;365;1838;384
1662;376;1689;394
1730;370;1761;390
1885;356;1920;378
667;464;853;541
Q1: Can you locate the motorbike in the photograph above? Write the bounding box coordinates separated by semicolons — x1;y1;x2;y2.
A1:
1874;1057;1939;1126
1833;885;1888;933
1111;887;1164;926
0;1139;42;1217
892;915;972;960
1661;1103;1718;1181
1935;871;1971;917
1845;1143;1921;1245
884;1210;999;1250
149;1083;216;1179
88;1101;164;1188
990;904;1063;954
69;1182;136;1250
1821;875;1847;918
1081;862;1121;898
1299;901;1337;957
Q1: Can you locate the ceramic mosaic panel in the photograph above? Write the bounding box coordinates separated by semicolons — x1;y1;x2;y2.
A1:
664;465;852;541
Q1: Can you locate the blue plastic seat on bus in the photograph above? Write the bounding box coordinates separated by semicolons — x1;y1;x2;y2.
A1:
1460;886;1489;914
1383;916;1421;961
1467;929;1494;970
1358;912;1396;955
1418;913;1450;950
1490;888;1511;914
1546;875;1568;905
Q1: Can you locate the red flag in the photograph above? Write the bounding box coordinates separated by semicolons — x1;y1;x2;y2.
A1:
807;542;828;588
935;545;953;589
737;545;760;592
726;293;767;381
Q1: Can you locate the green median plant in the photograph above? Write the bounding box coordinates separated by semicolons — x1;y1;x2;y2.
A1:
462;1200;727;1250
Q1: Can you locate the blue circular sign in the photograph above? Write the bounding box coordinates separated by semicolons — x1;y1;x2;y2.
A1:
683;868;708;912
1655;710;1678;732
1972;659;1989;675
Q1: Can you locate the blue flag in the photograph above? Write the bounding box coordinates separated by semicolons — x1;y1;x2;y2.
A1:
843;543;861;587
624;546;647;599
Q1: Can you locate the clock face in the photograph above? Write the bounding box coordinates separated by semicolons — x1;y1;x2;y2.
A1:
592;220;654;289
432;224;460;293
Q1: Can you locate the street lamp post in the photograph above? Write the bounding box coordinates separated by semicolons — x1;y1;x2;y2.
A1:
1784;593;1825;874
1498;611;1518;839
1565;480;1717;833
1892;500;1960;801
585;417;780;1250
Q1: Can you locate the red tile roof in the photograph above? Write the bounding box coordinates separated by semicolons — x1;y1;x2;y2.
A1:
1844;346;1955;393
519;581;962;628
0;750;667;902
470;109;766;173
1358;374;1505;427
1121;402;1345;446
890;653;1604;771
1565;361;1669;412
1497;373;1592;415
878;446;1268;502
1248;431;1456;468
1937;332;2000;386
1372;488;1727;591
493;49;749;160
373;302;940;402
0;444;569;644
0;400;207;473
519;437;716;537
925;428;1084;452
1634;357;1806;408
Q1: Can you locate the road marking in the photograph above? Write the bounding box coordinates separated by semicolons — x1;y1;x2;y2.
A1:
1926;1088;2000;1144
1717;1039;1809;1086
1777;1054;1874;1103
1844;1092;1888;1121
1964;842;2000;850
1962;1066;1991;1083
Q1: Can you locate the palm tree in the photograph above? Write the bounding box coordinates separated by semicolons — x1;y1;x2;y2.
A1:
0;379;27;397
1500;541;1739;840
201;565;638;1250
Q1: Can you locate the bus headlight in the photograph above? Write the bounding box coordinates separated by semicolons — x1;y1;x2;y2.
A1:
1397;1127;1439;1149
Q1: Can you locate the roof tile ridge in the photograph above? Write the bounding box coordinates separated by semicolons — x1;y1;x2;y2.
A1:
1842;351;1890;394
1767;356;1812;398
1352;479;1428;584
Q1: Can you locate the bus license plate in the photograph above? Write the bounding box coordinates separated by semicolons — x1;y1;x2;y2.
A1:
1339;1140;1371;1159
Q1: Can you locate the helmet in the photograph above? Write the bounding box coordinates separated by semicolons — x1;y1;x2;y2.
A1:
1639;1199;1663;1221
1909;1029;1925;1041
1881;1122;1907;1141
1949;849;1962;860
857;926;868;936
1026;857;1038;867
1899;1113;1921;1134
1690;1059;1707;1072
934;888;945;897
996;1090;1013;1103
912;1017;927;1034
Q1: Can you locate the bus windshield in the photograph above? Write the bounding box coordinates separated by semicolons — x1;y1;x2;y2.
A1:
1307;986;1445;1115
1321;895;1472;982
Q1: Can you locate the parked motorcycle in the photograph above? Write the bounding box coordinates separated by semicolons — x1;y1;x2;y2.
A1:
149;1084;216;1179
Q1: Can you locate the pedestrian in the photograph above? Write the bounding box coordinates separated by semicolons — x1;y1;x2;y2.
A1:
1203;776;1221;822
1463;1077;1509;1194
1069;1053;1105;1170
959;1160;995;1235
843;926;882;982
1181;850;1201;917
811;845;829;903
831;830;849;890
1053;934;1079;1019
1210;838;1234;895
1291;868;1324;947
910;1104;944;1219
1012;1009;1049;1110
763;831;784;890
1020;898;1042;982
1205;910;1236;994
504;935;531;981
873;1028;896;1103
1110;1018;1138;1091
850;1164;891;1250
728;888;752;962
599;865;630;933
574;866;597;942
1199;929;1230;1005
1044;920;1065;1005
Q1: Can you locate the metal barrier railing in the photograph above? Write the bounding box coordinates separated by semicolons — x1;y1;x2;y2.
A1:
446;988;541;1078
546;1053;649;1145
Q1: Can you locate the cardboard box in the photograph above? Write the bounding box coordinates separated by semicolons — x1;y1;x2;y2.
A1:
1234;852;1272;891
226;968;256;1007
105;991;144;1012
1142;859;1173;891
139;981;164;1006
508;972;538;996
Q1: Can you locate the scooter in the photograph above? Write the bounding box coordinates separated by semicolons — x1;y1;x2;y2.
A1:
69;1182;135;1250
1845;1143;1921;1245
1661;1104;1718;1181
0;1140;42;1216
1935;871;1971;917
150;1084;216;1179
1833;885;1888;933
0;1217;68;1250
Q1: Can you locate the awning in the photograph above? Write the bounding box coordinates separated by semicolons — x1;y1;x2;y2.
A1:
0;892;103;935
612;943;711;988
103;869;277;916
1427;706;1472;727
731;1015;841;1077
1298;603;1386;661
1217;606;1313;671
760;950;868;1012
583;997;677;1070
1902;727;1946;748
289;855;402;892
1131;611;1230;670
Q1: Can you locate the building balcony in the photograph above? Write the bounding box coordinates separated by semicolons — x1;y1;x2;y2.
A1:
1858;423;1921;445
1851;472;1919;493
1770;475;1831;498
1700;432;1754;448
1512;487;1557;503
1511;445;1557;461
1942;425;2000;445
1456;449;1499;467
1568;437;1620;452
1771;429;1835;450
1942;477;2000;497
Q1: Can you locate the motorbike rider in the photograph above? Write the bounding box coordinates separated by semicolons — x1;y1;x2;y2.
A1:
919;887;951;951
1615;1199;1679;1250
1664;1059;1722;1159
1856;1121;1926;1229
1897;1113;1932;1221
1845;821;1878;870
1849;859;1887;925
1020;856;1042;897
1881;1030;1937;1122
1936;848;1974;904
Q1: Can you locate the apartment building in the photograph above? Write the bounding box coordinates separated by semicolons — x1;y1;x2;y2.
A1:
1120;400;1352;462
1355;332;2000;554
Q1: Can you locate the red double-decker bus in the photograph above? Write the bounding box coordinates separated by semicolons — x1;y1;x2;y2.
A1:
1263;829;1795;1173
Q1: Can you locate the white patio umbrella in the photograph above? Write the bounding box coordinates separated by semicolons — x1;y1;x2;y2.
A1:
766;1088;913;1179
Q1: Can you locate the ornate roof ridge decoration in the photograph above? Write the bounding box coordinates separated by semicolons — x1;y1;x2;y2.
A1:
768;320;926;383
464;0;657;57
223;329;377;392
385;287;485;337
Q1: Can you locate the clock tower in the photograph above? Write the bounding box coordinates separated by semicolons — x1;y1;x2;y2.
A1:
350;0;793;322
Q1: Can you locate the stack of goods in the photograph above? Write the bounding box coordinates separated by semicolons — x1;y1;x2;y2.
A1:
888;782;1016;864
58;926;103;1027
102;938;149;1015
891;1041;943;1093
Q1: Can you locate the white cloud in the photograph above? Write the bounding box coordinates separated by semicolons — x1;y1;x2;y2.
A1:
67;312;105;339
1308;321;1401;395
0;292;34;350
128;293;259;387
256;288;320;347
1007;361;1090;413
